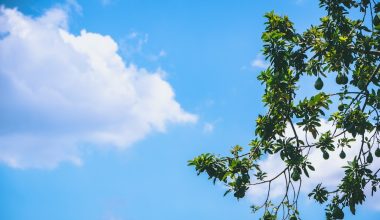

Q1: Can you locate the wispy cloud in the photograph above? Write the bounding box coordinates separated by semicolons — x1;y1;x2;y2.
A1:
158;49;167;57
119;31;166;62
0;7;197;169
202;122;214;134
251;54;269;69
121;31;149;54
295;0;306;5
100;0;112;6
65;0;82;14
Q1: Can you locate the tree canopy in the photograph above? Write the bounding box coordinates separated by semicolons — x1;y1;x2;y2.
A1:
189;0;380;219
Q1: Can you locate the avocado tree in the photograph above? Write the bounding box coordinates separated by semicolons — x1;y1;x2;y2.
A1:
189;0;380;219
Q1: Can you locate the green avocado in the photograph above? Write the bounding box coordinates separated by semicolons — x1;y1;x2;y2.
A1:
367;152;373;163
336;74;348;85
323;151;329;160
339;150;346;159
338;104;345;111
315;77;324;90
375;148;380;157
291;171;300;181
374;13;380;29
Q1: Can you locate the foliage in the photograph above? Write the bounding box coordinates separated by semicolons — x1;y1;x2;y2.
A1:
189;0;380;219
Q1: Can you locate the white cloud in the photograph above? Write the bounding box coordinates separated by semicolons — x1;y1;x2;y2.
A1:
0;7;197;169
100;0;112;6
119;32;149;57
247;120;380;210
128;31;138;39
119;32;166;62
158;49;167;58
147;50;167;62
250;54;269;69
65;0;82;14
202;122;214;134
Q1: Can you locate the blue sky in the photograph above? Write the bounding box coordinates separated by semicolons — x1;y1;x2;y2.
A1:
0;0;379;219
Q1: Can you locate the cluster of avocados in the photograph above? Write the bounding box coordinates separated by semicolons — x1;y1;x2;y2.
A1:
313;71;380;162
314;73;349;91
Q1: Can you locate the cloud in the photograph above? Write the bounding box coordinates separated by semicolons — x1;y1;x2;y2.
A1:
0;7;197;169
119;32;149;57
250;55;269;69
64;0;82;14
158;50;167;57
147;50;167;62
247;120;380;210
128;31;138;39
119;32;166;62
202;122;214;134
100;0;112;6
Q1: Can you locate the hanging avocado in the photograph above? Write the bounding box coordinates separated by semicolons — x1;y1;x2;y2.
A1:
291;170;300;181
339;150;346;159
375;148;380;157
367;152;373;163
336;74;348;85
323;151;329;160
338;104;345;111
314;77;323;90
374;13;380;30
